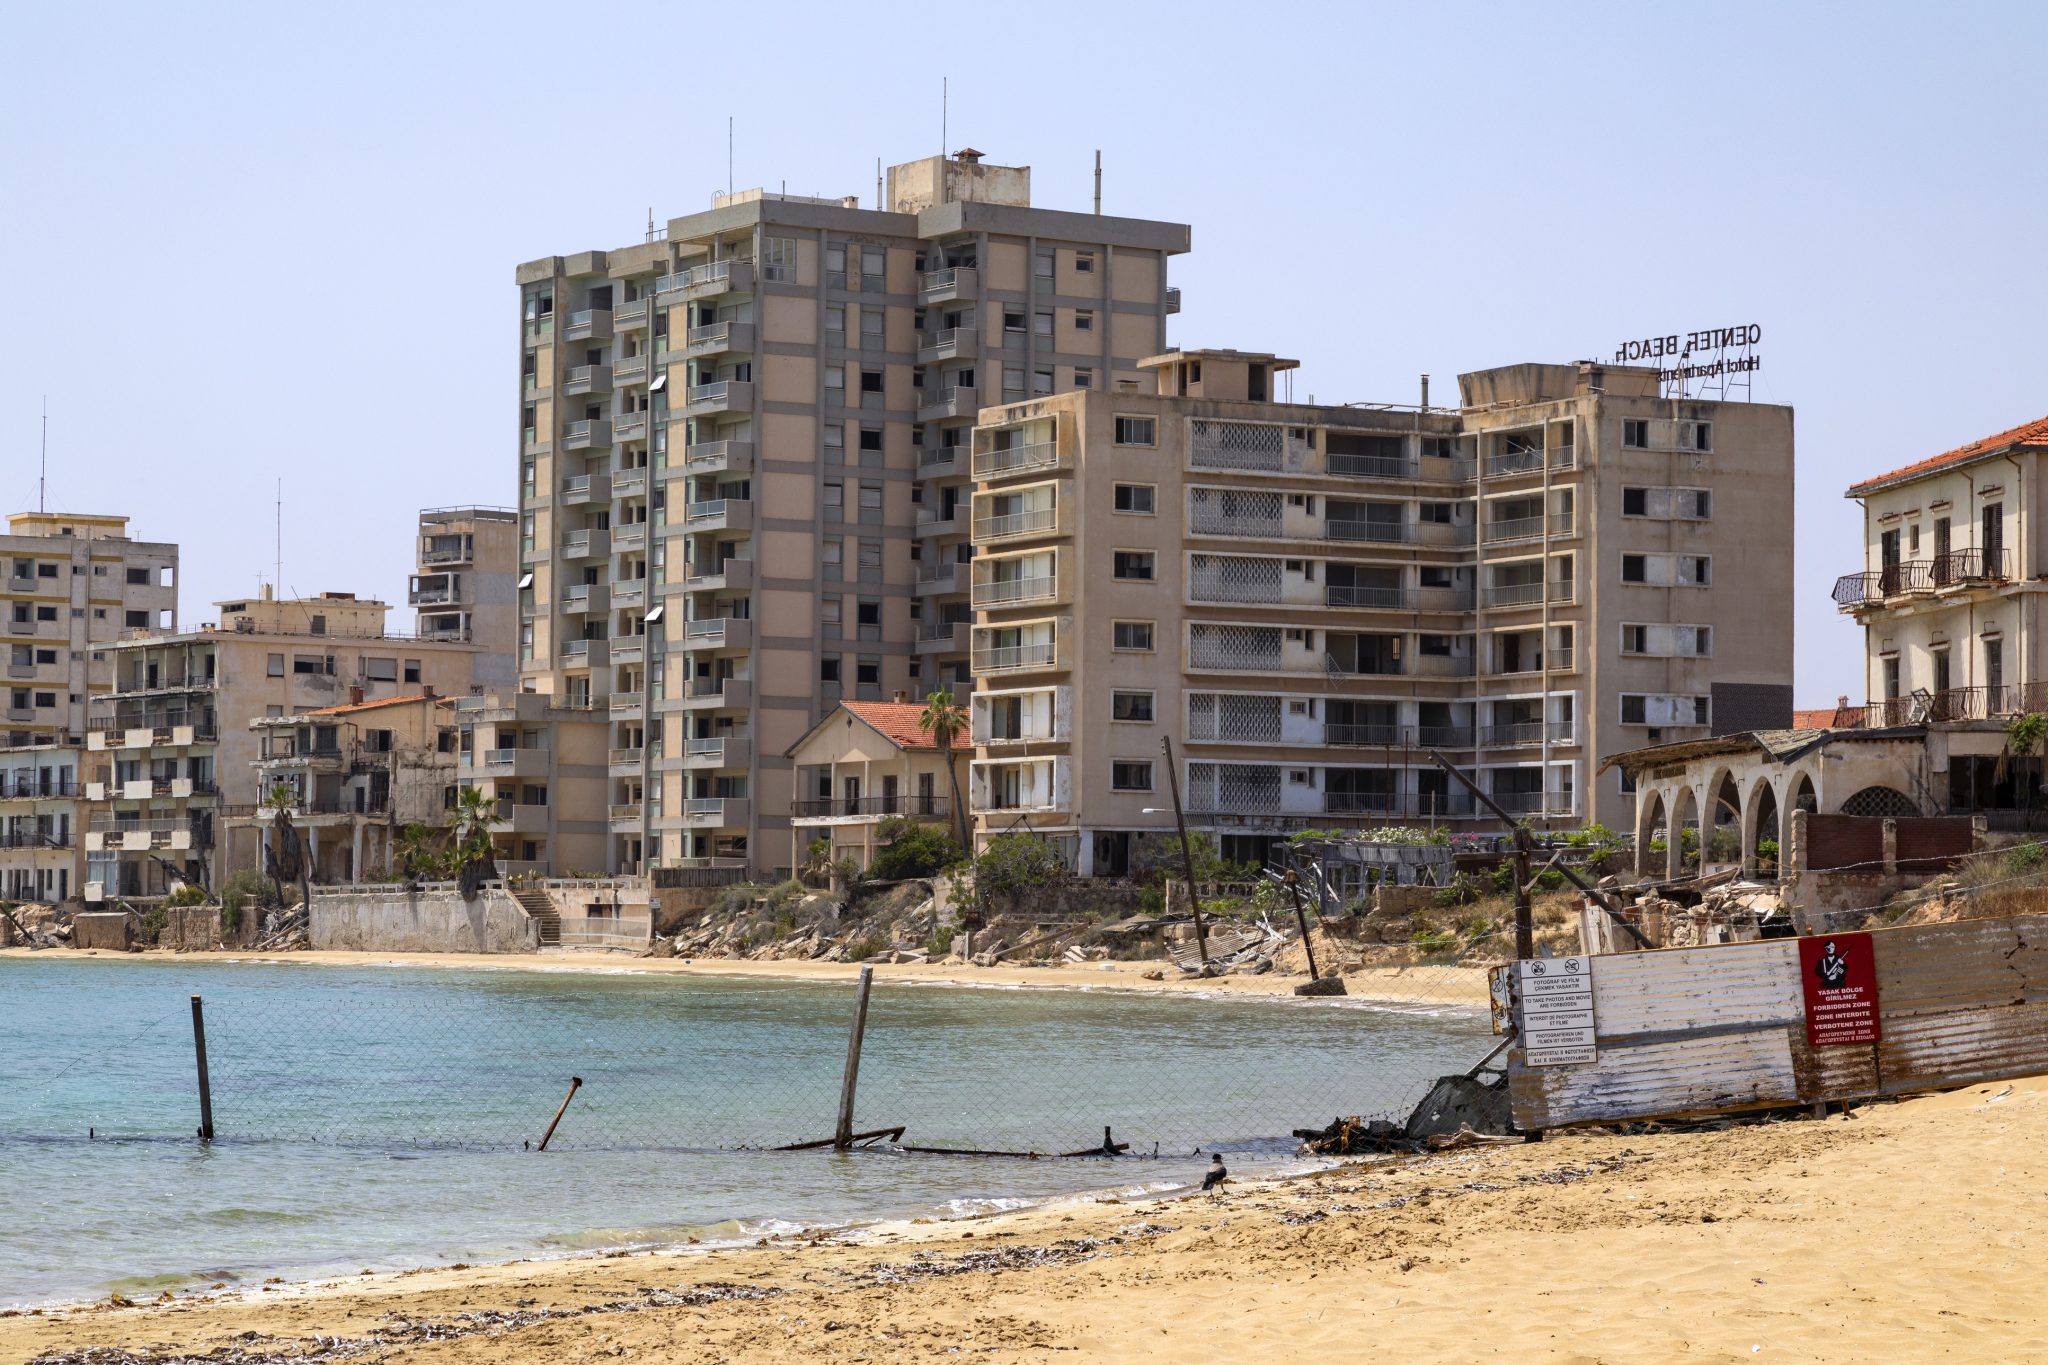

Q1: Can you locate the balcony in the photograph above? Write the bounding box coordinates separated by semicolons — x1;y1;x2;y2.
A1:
685;321;755;358
1165;286;1181;314
1481;582;1546;609
655;259;754;301
560;582;608;615
1482;447;1545;479
677;677;751;710
918;385;980;422
1935;547;2011;587
614;411;649;443
1327;452;1417;480
917;328;978;363
919;266;978;303
562;309;613;343
916;504;965;537
561;473;611;506
683;736;752;768
972;441;1061;481
792;794;951;823
1418;725;1477;748
560;528;611;560
681;617;754;651
973;505;1059;544
612;522;648;554
614;297;650;328
611;466;648;499
608;577;646;612
916;621;970;655
558;638;610;669
614;353;650;387
609;692;645;721
681;498;754;536
972;574;1057;609
918;560;970;596
1325;519;1408;544
684;559;754;593
611;636;646;666
685;379;755;417
563;364;612;396
473;746;553;780
488;803;553;835
672;796;751;828
608;747;644;774
609;802;644;831
1411;652;1479;678
972;641;1057;675
1324;723;1407;748
684;439;754;476
409;575;457;606
918;444;962;474
1483;516;1545;545
1480;722;1546;749
562;420;613;452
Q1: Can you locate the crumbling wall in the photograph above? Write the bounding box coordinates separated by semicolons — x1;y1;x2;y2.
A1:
71;913;133;951
309;888;536;954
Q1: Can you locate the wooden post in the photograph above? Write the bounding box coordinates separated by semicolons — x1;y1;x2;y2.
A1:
1511;828;1534;961
537;1076;583;1151
833;966;875;1150
1282;869;1321;980
189;994;214;1141
1159;736;1211;968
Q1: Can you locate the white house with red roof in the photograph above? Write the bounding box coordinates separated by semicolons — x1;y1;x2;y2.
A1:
783;698;965;876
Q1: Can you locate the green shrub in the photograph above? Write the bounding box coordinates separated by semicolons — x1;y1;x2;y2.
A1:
846;932;888;962
865;818;961;881
220;869;279;918
2009;841;2048;875
163;884;208;908
952;832;1070;916
926;925;956;958
1411;925;1459;953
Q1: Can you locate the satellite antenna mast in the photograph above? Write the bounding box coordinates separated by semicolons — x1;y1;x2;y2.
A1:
727;116;733;198
275;478;283;594
942;76;948;159
39;396;48;513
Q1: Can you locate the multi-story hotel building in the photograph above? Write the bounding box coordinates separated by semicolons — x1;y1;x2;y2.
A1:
409;506;519;690
1832;414;2048;805
446;692;609;877
966;350;1796;872
514;150;1187;878
1;512;177;903
84;589;485;900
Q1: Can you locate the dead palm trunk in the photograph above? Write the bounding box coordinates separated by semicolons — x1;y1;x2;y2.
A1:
942;734;968;852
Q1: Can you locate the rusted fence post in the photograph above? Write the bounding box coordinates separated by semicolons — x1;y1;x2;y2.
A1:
834;967;875;1150
190;994;215;1141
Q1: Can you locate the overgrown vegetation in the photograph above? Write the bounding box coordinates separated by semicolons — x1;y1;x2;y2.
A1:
864;817;962;882
950;832;1070;923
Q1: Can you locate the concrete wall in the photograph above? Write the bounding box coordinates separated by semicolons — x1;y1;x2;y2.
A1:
309;887;538;954
72;911;132;950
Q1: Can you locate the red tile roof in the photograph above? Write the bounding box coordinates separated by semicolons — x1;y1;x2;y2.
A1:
842;701;943;750
1791;697;1863;730
1849;414;2048;495
303;694;434;717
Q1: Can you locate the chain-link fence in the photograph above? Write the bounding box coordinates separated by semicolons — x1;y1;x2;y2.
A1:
6;962;1497;1156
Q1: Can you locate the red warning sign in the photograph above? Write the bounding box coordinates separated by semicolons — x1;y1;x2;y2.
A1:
1799;932;1881;1048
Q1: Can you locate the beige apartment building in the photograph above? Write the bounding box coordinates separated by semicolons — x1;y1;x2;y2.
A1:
83;589;486;900
447;692;608;876
1832;414;2048;805
966;350;1796;872
1;511;177;903
515;150;1186;878
410;506;519;690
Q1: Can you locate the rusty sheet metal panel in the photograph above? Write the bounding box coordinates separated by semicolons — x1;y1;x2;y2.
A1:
1789;1032;1880;1102
1874;916;2048;1015
1509;1029;1799;1129
1877;1001;2048;1094
1806;816;1883;872
1894;817;1974;872
1590;942;1801;1039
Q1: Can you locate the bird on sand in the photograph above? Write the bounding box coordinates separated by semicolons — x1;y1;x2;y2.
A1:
1202;1154;1228;1191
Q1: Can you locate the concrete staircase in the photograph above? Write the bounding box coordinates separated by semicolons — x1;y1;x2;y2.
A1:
511;887;561;946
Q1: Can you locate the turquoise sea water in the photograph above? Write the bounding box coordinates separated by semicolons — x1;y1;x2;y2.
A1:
0;958;1489;1306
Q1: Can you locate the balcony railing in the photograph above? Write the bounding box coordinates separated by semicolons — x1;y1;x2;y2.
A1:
1324;723;1405;747
972;575;1056;607
1934;548;2011;587
1324;585;1409;609
1482;581;1545;608
974;507;1056;541
1483;447;1545;478
1327;452;1416;479
1325;519;1407;544
972;442;1059;480
791;795;950;819
1835;562;1940;606
973;642;1056;673
1484;516;1545;543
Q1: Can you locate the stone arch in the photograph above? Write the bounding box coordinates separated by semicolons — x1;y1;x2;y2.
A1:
1746;778;1781;878
1705;769;1744;868
1841;784;1919;818
1790;771;1819;815
1671;785;1702;879
1636;788;1669;878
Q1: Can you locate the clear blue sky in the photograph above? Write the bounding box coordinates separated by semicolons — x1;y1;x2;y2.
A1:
5;2;2044;705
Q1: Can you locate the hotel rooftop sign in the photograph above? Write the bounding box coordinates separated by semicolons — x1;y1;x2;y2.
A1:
1613;324;1762;398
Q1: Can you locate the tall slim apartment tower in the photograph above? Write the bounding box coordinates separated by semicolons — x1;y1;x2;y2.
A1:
515;151;1189;877
965;352;1795;872
1;512;177;902
410;506;519;690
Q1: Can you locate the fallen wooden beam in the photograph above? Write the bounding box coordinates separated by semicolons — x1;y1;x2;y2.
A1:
775;1125;905;1151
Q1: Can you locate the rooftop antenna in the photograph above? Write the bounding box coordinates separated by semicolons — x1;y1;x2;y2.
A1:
39;396;47;513
1093;150;1101;215
942;76;948;160
727;116;733;198
876;157;882;210
275;478;282;596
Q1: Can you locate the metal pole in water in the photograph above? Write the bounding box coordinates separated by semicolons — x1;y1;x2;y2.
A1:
190;994;214;1141
537;1076;583;1152
834;966;875;1150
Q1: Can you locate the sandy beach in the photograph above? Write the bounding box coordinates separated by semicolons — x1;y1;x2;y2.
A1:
0;945;1490;1010
5;1070;2042;1362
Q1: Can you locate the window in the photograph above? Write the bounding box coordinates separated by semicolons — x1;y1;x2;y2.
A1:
856;659;880;686
123;609;147;627
1112;621;1154;651
825;364;845;395
857;482;883;520
856;600;881;626
1694;696;1711;724
859;368;883;394
1622;625;1647;654
1684;556;1711;585
267;653;285;678
1075;309;1094;332
1622;419;1649;448
36;564;56;578
1621;554;1647;583
823;480;844;518
1111;691;1155;722
1034;250;1055;278
761;235;796;283
1111;761;1153;792
1686;421;1712;451
1112;551;1155;581
1695;626;1712;655
1113;416;1156;446
365;657;398;682
34;691;55;707
1688;490;1712;519
1113;484;1156;514
820;655;841;683
403;659;422;684
125;567;149;585
1003;308;1026;334
858;425;883;452
1621;694;1647;724
1622;488;1647;516
1073;367;1094;389
1075;251;1095;273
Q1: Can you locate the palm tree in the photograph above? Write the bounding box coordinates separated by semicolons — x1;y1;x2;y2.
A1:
449;786;499;898
1998;712;2048;813
919;688;971;852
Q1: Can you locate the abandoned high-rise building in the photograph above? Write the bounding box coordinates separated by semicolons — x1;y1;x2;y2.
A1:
515;150;1188;877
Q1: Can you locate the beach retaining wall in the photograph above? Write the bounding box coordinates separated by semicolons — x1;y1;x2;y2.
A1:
1497;910;2048;1130
73;912;133;951
310;888;538;954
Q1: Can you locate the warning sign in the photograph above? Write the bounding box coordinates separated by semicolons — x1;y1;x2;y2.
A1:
1799;932;1881;1048
1516;957;1597;1066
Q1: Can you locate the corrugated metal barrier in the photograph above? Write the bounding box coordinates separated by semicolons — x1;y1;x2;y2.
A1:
1496;912;2048;1130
